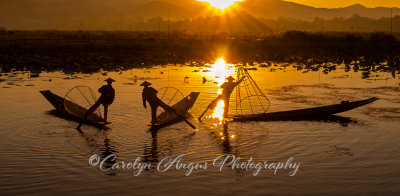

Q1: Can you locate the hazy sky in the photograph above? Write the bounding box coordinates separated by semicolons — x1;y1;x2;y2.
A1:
286;0;400;8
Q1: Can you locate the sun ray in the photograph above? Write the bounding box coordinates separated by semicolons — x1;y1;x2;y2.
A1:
198;0;243;10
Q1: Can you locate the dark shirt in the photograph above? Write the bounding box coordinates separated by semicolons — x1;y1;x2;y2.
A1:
142;87;160;107
220;77;245;100
220;81;240;99
98;85;115;105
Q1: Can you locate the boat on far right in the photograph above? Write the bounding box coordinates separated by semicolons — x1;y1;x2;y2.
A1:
233;97;378;122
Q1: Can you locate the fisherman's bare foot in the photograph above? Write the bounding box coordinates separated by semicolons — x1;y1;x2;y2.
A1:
104;121;112;124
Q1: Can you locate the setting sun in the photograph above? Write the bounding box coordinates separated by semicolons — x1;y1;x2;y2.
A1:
198;0;243;10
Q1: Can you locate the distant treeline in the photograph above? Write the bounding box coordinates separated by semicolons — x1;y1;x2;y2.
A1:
2;14;398;34
262;14;399;33
0;30;399;76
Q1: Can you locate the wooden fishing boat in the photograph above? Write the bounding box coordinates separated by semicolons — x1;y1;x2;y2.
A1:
40;90;105;128
233;97;378;122
149;92;200;131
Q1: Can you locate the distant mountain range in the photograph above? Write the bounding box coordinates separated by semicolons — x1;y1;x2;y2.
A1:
119;0;400;19
103;0;400;19
0;0;398;29
240;0;399;19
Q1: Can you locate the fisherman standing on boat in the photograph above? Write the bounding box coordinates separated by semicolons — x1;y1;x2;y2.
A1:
199;76;245;120
141;81;174;125
77;78;115;129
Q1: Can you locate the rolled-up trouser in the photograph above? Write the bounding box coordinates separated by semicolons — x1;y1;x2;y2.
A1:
223;100;229;118
208;95;229;118
208;95;222;109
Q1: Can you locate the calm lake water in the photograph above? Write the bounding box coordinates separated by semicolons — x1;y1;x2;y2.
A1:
1;64;400;195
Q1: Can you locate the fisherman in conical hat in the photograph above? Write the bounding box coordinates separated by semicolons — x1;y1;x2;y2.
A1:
199;75;245;120
141;81;174;125
141;81;151;87
78;78;115;129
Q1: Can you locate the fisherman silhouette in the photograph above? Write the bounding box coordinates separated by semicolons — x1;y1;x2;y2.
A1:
77;78;115;129
141;81;174;125
199;76;245;120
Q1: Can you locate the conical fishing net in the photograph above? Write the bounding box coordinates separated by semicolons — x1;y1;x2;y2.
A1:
156;87;184;114
235;67;271;116
64;86;104;122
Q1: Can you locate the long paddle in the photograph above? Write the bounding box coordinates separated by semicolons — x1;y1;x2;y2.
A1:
171;109;197;129
198;97;219;121
198;107;210;121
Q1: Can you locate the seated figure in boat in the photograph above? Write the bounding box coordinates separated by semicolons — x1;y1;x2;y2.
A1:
141;81;174;125
199;76;245;119
77;78;115;129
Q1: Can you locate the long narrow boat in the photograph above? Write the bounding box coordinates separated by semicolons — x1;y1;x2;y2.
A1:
40;90;106;128
233;97;378;122
149;92;200;131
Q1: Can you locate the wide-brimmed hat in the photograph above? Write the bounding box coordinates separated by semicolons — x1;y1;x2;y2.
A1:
226;76;235;81
105;78;115;83
140;81;152;86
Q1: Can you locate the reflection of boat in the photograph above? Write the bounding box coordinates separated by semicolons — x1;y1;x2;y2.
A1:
150;92;200;131
40;90;105;128
233;97;378;122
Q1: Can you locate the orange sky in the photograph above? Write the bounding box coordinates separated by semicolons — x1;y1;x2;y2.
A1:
285;0;400;8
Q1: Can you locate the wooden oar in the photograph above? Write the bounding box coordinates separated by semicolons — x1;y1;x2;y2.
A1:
198;97;220;121
171;109;196;129
198;107;210;121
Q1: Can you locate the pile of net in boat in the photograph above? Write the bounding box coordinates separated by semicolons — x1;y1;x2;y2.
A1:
235;67;271;116
64;86;104;122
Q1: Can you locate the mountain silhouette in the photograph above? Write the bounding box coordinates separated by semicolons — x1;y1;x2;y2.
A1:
0;0;398;29
132;0;399;19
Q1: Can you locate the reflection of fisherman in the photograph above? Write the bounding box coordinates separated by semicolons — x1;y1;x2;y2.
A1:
200;76;245;119
77;78;115;129
141;81;174;125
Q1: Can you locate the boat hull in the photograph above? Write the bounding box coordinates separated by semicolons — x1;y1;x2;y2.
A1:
40;90;105;128
233;97;378;122
149;92;200;131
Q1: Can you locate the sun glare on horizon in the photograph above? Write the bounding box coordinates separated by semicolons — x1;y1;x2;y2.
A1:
212;58;234;86
198;0;243;10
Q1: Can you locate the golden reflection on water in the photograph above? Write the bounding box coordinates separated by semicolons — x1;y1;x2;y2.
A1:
2;62;399;195
211;100;225;121
208;58;235;123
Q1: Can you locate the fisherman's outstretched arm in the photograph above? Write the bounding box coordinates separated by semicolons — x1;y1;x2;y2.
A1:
235;77;246;86
152;87;158;94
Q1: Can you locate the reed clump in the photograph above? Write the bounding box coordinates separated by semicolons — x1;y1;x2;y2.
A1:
0;30;398;76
